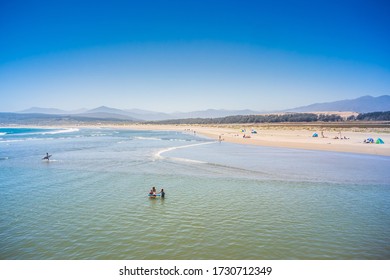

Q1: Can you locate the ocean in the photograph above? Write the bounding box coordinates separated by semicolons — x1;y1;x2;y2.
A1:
0;127;389;259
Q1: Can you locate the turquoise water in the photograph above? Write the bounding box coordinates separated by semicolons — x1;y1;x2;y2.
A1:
0;127;389;259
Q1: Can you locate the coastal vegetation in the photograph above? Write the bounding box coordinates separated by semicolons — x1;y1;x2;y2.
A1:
350;111;390;121
1;111;389;126
151;111;390;125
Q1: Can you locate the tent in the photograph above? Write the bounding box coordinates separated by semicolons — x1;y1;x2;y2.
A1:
312;133;318;137
251;129;257;134
376;138;384;144
364;138;374;143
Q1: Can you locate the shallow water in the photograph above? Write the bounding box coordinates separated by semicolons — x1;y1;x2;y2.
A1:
0;127;389;259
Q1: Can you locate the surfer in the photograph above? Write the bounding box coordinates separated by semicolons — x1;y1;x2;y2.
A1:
42;152;52;161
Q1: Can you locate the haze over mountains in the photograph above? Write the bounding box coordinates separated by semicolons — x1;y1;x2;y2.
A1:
288;95;390;113
19;106;263;121
8;95;390;122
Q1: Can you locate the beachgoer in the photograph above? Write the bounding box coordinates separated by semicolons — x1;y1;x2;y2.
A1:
160;188;165;198
149;187;157;196
43;152;51;161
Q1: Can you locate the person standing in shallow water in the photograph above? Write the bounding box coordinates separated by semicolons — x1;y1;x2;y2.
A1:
160;188;165;198
149;187;157;196
42;152;51;161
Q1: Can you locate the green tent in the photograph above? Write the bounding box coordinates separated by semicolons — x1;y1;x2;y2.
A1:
376;138;384;144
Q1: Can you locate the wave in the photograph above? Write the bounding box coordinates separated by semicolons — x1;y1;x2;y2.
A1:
0;128;80;137
40;128;80;135
155;141;216;161
168;139;194;142
0;137;58;143
135;136;162;141
42;159;59;162
0;139;28;143
135;136;196;142
169;157;207;164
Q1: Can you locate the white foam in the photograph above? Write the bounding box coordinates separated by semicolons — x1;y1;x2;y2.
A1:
0;132;6;136
41;128;80;135
0;137;55;143
0;139;25;143
135;136;162;141
170;157;206;164
155;141;216;162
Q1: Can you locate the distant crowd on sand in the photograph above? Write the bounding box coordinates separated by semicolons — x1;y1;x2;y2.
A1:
312;131;384;144
312;131;349;139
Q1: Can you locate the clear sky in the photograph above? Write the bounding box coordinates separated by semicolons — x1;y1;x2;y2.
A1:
1;0;389;112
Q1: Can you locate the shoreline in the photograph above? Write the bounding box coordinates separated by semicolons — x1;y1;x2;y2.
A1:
123;123;390;156
2;123;390;156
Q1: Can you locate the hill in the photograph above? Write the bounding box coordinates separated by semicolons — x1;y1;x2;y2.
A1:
289;95;390;113
20;107;87;114
0;112;137;125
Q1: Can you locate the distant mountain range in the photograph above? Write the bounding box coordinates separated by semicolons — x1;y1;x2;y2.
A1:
2;95;389;123
287;95;390;113
20;107;87;115
16;106;262;121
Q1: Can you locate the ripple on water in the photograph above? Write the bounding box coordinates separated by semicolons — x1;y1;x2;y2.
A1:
1;129;389;259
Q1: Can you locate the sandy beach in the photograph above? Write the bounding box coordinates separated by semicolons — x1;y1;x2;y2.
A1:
119;123;390;156
6;122;389;156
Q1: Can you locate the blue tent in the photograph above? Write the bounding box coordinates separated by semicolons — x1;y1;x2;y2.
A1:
312;133;318;137
364;138;374;143
376;138;384;144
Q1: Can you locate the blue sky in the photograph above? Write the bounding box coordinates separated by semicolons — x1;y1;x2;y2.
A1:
1;0;389;112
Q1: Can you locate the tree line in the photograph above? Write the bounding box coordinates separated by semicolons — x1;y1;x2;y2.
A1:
151;113;342;124
151;111;390;125
348;111;390;121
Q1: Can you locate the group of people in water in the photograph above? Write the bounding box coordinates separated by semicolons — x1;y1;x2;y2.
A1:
149;186;165;198
43;153;166;198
